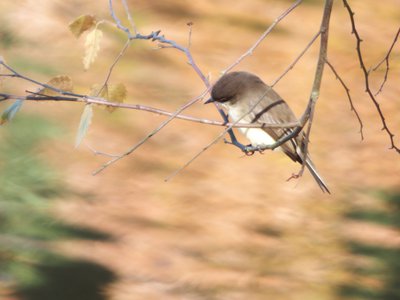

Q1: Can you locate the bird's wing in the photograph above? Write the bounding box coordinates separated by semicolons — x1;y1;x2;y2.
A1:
247;88;303;163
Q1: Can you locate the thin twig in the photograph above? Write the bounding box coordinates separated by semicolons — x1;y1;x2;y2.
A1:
272;31;321;87
165;125;229;182
121;0;137;34
371;26;400;96
92;92;208;175
109;0;133;38
325;58;364;140
100;0;236;175
86;143;120;158
0;74;18;78
98;39;131;95
0;61;81;98
223;0;303;74
343;0;399;153
0;91;299;129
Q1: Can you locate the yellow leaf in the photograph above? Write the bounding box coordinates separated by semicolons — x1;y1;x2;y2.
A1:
83;28;103;71
90;83;126;112
38;75;73;96
68;15;96;38
106;83;127;112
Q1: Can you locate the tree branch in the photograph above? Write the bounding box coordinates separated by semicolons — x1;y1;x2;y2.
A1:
295;0;333;177
223;0;303;73
342;0;399;153
325;58;364;140
101;0;241;174
0;91;299;129
371;26;400;96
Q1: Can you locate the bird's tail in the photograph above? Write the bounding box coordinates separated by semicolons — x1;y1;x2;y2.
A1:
305;158;330;194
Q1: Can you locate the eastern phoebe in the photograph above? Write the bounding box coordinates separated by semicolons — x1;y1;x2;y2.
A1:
206;71;330;193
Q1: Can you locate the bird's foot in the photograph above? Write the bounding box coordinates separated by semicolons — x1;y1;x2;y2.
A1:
244;145;265;155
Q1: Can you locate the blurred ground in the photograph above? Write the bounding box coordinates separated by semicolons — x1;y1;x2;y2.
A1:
1;0;400;299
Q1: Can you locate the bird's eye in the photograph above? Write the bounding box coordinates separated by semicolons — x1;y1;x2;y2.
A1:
220;96;232;102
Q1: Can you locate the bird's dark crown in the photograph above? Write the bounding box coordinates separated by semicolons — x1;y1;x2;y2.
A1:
210;71;265;104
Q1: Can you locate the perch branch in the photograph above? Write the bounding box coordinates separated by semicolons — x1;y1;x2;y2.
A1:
296;0;333;177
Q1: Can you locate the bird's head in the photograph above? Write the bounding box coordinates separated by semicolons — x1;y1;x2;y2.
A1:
205;71;264;105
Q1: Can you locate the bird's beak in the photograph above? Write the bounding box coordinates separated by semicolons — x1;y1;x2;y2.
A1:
204;97;215;104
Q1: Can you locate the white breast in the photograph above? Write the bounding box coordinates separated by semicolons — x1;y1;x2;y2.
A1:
227;103;277;148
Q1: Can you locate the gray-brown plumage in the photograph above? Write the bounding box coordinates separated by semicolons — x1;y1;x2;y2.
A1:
207;71;330;193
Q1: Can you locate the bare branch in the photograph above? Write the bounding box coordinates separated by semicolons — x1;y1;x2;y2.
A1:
98;39;131;95
165;125;228;182
0;90;299;129
272;31;321;87
104;0;243;175
121;0;137;34
371;26;400;96
343;0;399;153
85;143;120;158
297;0;334;177
0;61;80;98
223;0;303;74
109;0;133;38
325;58;364;140
92;92;208;175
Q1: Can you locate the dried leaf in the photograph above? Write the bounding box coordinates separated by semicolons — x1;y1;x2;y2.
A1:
89;83;126;112
75;104;93;148
83;28;103;71
89;83;108;98
38;75;73;96
106;83;127;112
69;15;97;38
1;99;24;125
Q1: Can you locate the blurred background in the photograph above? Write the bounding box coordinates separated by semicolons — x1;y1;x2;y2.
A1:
0;0;399;299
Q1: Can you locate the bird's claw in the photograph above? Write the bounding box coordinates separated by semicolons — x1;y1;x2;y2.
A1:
243;145;265;155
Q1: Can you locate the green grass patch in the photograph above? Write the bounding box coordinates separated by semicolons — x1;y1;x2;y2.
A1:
0;114;115;298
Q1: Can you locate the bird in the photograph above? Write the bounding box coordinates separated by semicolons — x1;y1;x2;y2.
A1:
205;71;330;193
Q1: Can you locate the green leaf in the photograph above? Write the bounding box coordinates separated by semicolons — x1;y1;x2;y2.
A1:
75;104;93;148
1;99;24;125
